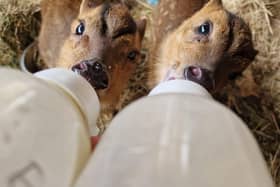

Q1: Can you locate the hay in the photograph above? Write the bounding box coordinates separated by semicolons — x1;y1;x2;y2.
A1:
0;38;18;68
0;0;40;54
221;0;280;183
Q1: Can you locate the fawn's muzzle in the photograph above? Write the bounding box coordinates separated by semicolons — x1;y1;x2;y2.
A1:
184;66;215;91
72;59;109;90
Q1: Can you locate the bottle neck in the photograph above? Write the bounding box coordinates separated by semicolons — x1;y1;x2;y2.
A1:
35;68;100;135
149;79;212;99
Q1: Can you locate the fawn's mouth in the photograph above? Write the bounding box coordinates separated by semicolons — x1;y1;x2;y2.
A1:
72;59;109;90
164;66;215;91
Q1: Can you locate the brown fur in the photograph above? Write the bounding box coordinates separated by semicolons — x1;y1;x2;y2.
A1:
150;0;209;62
149;0;257;92
39;0;82;67
39;0;146;112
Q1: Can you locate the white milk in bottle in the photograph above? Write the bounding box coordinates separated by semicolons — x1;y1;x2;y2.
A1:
0;68;99;187
75;79;274;187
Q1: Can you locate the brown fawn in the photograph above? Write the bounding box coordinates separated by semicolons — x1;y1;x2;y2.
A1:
148;0;257;92
39;0;146;112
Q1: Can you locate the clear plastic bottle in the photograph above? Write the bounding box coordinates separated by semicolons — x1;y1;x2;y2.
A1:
75;80;275;187
0;68;99;187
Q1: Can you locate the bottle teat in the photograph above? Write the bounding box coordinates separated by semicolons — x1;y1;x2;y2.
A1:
149;79;212;99
35;68;100;135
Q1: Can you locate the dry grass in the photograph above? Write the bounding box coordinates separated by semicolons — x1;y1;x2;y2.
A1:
0;0;40;53
0;38;18;68
0;0;279;185
221;0;280;183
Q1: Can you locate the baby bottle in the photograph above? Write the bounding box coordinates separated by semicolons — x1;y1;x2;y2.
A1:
0;68;99;187
75;79;274;187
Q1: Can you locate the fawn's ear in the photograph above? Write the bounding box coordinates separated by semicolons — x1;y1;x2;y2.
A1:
79;0;129;13
80;0;104;13
136;18;147;41
221;13;258;81
206;0;223;8
227;14;258;62
119;0;133;10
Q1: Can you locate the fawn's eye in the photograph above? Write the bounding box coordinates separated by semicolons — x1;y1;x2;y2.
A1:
197;21;212;35
228;72;242;80
127;51;138;61
76;22;85;35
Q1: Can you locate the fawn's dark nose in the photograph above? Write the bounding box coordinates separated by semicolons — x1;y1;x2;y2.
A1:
184;66;215;91
72;59;109;90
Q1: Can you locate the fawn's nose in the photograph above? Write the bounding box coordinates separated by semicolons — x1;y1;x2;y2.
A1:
72;59;109;90
184;66;215;91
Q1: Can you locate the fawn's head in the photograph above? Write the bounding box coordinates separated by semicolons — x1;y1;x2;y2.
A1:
58;0;146;110
155;0;257;92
